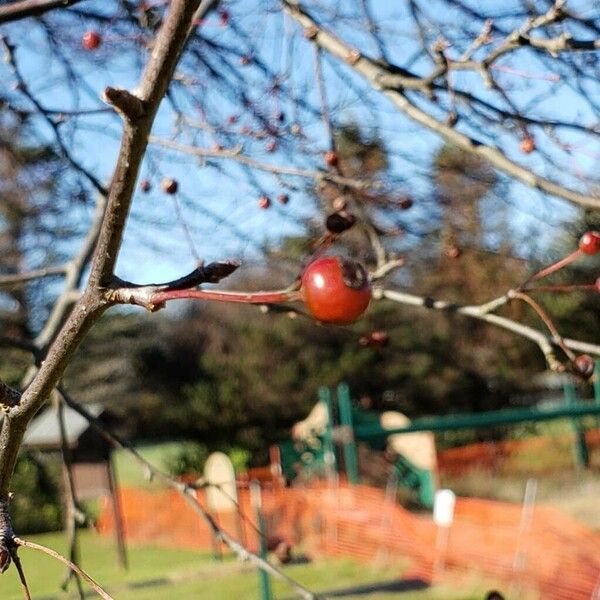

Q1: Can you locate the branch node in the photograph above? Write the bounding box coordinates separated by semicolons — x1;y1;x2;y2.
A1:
345;49;361;65
102;87;147;121
303;25;318;40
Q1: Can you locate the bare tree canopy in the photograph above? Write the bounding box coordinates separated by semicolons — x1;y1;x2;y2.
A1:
0;0;598;595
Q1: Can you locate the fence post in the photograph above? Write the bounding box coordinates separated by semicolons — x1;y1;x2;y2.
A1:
337;382;359;484
318;387;336;478
564;380;589;469
250;480;272;600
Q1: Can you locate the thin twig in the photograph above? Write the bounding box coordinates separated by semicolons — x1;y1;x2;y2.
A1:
58;390;320;600
510;290;577;362
149;137;380;191
9;548;31;600
13;538;114;600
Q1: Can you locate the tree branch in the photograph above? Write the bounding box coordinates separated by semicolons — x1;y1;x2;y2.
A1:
0;381;21;411
149;137;381;191
59;390;320;600
0;265;67;288
0;0;206;502
378;288;600;372
0;0;84;25
281;0;600;211
13;538;113;600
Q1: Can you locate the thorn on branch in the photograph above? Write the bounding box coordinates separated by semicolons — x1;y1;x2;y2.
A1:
166;260;241;289
0;381;21;411
102;87;146;121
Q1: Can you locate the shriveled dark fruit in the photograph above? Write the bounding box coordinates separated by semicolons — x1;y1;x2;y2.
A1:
446;111;458;126
258;196;271;209
277;194;289;205
573;355;595;378
161;178;178;194
520;137;535;154
326;211;356;234
139;179;152;193
324;150;338;167
218;9;230;26
445;244;461;259
398;197;413;210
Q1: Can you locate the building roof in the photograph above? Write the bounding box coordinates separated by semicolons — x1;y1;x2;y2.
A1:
23;403;104;449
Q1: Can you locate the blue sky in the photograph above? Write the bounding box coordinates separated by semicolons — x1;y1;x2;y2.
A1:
1;0;597;286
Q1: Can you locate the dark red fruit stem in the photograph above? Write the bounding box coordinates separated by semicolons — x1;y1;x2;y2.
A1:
523;283;596;293
511;291;576;361
151;288;299;306
520;249;581;288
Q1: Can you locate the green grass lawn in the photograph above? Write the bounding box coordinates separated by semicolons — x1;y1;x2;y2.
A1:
112;442;183;490
0;530;491;600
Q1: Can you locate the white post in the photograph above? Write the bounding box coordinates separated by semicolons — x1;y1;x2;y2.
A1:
432;489;456;582
510;478;537;598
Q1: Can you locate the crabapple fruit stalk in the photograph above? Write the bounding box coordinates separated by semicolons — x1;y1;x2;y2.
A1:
149;256;372;325
300;256;371;324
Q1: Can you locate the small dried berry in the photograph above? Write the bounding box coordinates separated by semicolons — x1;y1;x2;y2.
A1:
573;354;595;378
324;150;338;168
161;178;178;194
218;9;230;26
82;31;102;51
398;197;413;210
445;244;462;259
520;137;535;154
326;211;356;234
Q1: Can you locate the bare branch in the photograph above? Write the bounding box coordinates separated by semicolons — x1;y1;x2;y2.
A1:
13;538;113;600
0;0;206;502
378;288;600;372
149;137;382;191
281;0;600;211
102;88;146;122
0;36;107;194
0;265;67;288
58;390;320;600
0;0;84;25
10;547;30;600
34;196;106;352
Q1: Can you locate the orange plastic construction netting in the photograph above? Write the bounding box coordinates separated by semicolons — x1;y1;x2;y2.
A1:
98;482;600;599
